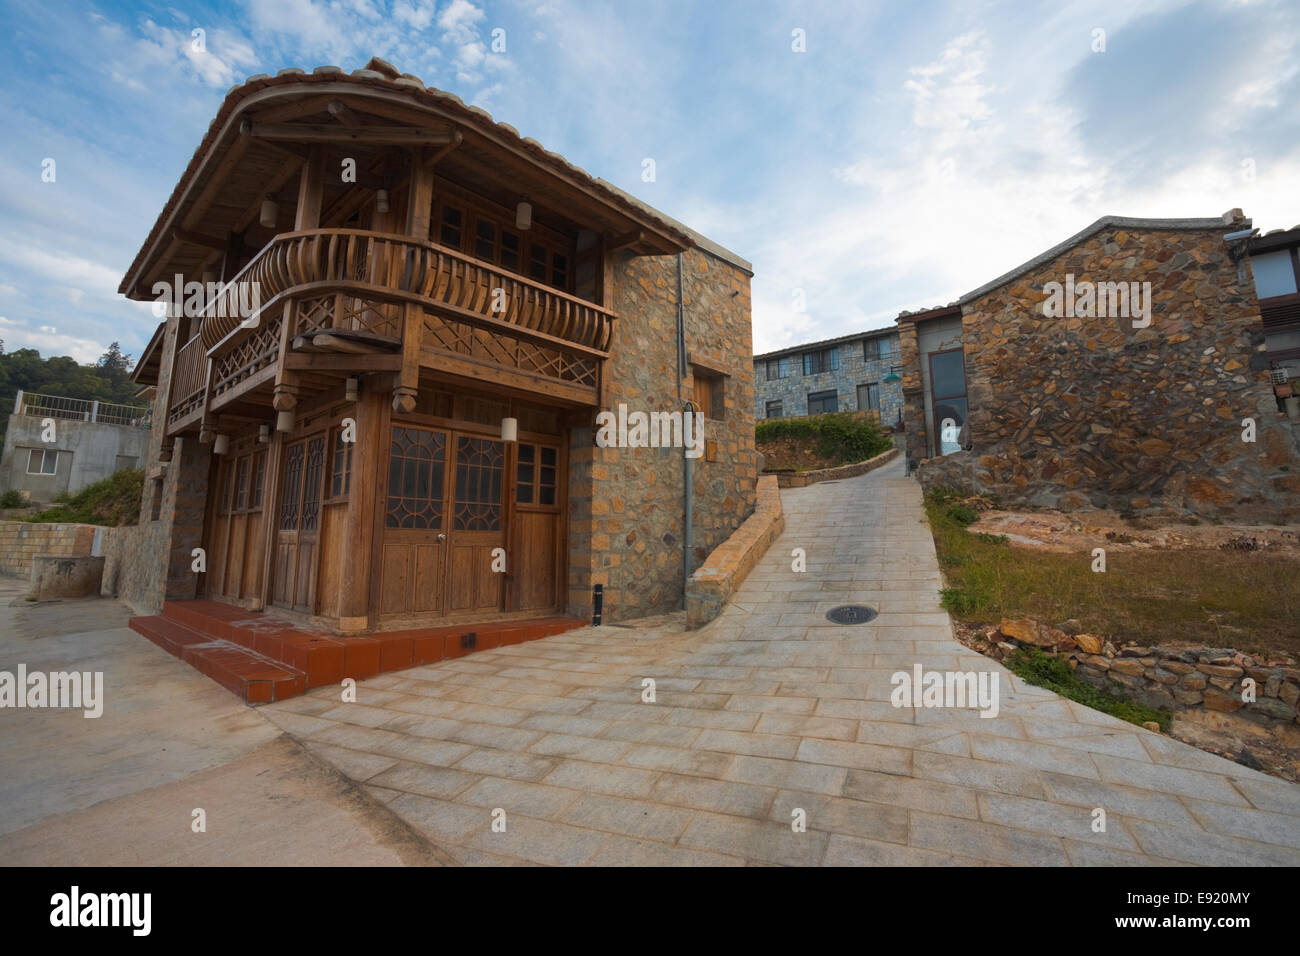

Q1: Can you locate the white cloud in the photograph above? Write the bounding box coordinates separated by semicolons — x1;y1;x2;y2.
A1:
438;0;485;44
0;316;105;363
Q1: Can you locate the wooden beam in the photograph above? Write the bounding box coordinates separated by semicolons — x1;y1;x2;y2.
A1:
284;353;401;371
247;123;458;146
233;153;303;233
607;229;645;253
294;144;327;231
327;100;362;127
172;228;227;251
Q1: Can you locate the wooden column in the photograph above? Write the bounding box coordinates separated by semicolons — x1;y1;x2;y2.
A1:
338;386;385;630
295;145;327;230
256;429;285;611
393;147;435;414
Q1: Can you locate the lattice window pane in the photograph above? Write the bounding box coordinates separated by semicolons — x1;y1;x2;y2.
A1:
453;436;503;531
385;426;446;529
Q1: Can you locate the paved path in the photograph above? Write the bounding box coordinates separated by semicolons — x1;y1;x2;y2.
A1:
266;458;1300;865
0;578;451;865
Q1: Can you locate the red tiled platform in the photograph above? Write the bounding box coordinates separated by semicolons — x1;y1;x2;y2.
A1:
129;600;586;704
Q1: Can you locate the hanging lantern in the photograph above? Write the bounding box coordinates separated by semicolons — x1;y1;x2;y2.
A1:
376;189;389;214
212;434;230;456
501;417;518;442
259;197;278;228
515;199;532;231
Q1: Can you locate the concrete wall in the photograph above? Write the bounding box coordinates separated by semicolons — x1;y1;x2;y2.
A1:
0;414;149;502
909;222;1300;521
753;331;904;425
567;245;758;622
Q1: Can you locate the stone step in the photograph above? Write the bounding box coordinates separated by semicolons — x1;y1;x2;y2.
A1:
129;615;307;704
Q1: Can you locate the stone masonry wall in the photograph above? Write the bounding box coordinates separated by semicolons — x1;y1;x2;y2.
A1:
753;332;904;425
0;521;97;577
917;224;1300;521
105;311;213;615
567;246;757;622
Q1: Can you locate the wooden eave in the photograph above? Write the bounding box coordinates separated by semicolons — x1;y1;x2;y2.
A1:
120;69;693;300
129;320;166;387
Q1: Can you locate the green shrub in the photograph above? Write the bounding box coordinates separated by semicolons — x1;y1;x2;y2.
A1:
0;489;24;508
944;503;979;526
26;468;144;526
755;412;892;466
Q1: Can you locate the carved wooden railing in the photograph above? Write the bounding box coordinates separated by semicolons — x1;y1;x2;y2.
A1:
202;229;615;356
167;333;207;426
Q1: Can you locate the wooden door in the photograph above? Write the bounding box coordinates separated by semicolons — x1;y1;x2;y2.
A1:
272;433;327;612
204;448;267;605
445;435;506;614
379;425;451;616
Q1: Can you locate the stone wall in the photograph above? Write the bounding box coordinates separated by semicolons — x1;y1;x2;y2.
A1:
773;446;899;488
911;221;1300;521
567;246;758;622
984;619;1299;726
686;475;784;628
104;311;212;615
0;520;98;577
753;332;904;424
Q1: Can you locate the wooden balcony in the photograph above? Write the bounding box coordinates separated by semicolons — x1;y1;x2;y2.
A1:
166;228;616;434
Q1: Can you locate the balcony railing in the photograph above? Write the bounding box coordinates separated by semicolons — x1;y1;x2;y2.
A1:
167;334;207;427
14;390;150;427
201;229;615;356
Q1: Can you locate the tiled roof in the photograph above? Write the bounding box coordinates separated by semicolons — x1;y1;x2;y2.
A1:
120;57;725;295
753;324;899;363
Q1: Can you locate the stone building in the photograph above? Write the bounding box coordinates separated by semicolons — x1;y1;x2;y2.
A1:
115;57;755;632
901;210;1300;522
753;327;903;424
0;391;150;503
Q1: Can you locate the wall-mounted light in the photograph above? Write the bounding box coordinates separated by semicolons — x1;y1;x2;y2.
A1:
259;197;278;228
258;424;270;443
883;366;902;384
345;377;359;402
375;189;389;214
515;199;532;231
212;434;230;456
501;417;518;443
276;410;294;433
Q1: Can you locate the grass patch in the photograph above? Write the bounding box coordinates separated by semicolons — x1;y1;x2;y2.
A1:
924;486;1300;659
1005;646;1171;731
757;412;893;470
26;468;143;526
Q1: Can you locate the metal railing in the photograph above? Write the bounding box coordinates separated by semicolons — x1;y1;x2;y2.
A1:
12;390;151;427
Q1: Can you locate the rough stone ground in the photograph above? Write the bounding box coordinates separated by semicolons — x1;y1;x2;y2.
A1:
262;458;1300;865
970;509;1300;554
0;578;451;865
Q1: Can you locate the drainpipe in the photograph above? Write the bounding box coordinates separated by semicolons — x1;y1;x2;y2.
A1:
677;253;693;606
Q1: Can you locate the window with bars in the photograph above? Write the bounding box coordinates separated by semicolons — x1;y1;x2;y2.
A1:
803;348;839;375
765;357;791;380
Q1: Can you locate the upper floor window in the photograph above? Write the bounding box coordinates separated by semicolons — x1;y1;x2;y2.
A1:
765;356;791;380
865;336;900;361
432;195;572;291
803;348;839;376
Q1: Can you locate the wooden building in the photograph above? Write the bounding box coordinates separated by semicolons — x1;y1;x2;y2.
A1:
121;59;757;635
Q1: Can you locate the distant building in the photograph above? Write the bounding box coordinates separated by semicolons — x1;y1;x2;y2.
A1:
753;327;904;425
900;210;1300;523
0;391;150;502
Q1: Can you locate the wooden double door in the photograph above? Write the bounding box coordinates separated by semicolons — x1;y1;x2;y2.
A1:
378;425;508;618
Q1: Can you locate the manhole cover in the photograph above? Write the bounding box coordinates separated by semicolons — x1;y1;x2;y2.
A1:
826;604;878;625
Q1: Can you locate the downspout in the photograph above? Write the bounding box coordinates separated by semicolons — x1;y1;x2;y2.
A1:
677;252;693;607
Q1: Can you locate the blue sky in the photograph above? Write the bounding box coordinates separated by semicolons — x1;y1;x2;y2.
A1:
0;0;1297;365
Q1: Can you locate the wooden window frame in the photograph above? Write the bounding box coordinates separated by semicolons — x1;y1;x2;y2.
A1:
807;389;839;415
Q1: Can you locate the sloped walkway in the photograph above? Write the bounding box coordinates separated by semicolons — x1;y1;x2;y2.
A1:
265;458;1300;865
